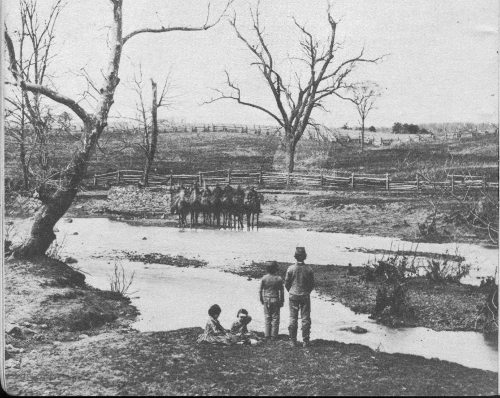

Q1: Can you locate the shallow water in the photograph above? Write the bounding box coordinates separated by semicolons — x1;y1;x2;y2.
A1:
9;217;499;371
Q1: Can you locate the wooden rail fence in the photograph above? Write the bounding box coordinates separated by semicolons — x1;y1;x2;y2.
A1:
89;169;499;193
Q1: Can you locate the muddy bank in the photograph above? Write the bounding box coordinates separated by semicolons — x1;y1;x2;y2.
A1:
4;257;139;354
6;187;497;245
6;326;497;396
238;261;492;332
4;256;497;395
124;252;490;332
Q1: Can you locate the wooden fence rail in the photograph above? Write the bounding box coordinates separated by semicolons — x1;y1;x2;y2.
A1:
90;169;498;193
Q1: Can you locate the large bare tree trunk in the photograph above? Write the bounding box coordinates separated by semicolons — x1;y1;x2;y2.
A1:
20;139;30;190
15;123;105;256
6;0;229;257
361;118;365;153
9;0;122;257
287;138;296;173
141;79;159;186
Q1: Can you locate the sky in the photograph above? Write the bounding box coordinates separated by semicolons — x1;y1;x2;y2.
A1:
3;0;499;128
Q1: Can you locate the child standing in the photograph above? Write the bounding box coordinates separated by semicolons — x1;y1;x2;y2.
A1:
259;261;284;340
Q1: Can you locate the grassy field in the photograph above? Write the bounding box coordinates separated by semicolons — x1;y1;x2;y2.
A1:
4;127;498;184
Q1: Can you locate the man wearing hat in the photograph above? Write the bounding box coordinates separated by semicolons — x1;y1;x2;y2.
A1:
285;247;315;347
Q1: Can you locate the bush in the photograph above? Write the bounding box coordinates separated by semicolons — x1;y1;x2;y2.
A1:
425;258;470;283
108;261;136;296
365;256;416;325
372;281;414;325
475;282;498;337
363;255;416;283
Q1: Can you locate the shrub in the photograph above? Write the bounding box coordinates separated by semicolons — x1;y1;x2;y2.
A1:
365;256;416;325
475;282;498;337
425;258;470;283
108;261;136;296
363;255;416;283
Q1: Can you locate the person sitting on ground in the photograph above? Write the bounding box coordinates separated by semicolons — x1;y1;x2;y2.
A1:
259;261;284;341
230;308;253;335
197;304;238;345
230;309;262;345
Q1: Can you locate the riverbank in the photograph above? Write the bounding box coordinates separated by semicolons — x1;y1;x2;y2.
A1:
5;187;498;245
123;252;492;333
3;257;497;395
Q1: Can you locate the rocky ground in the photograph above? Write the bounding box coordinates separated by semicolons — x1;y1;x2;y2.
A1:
3;256;498;396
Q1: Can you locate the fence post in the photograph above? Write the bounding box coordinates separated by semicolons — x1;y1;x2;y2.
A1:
351;173;355;189
116;170;121;184
451;174;455;193
228;169;231;184
287;172;290;189
320;170;324;189
385;173;389;191
199;172;203;186
259;166;263;185
416;174;420;191
170;170;173;192
483;175;487;190
93;175;97;187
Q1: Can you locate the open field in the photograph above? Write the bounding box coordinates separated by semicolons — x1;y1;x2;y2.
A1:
4;128;498;184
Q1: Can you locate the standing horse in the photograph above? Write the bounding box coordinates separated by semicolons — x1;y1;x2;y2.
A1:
209;184;223;228
221;185;234;229
200;186;212;225
231;185;245;230
188;183;202;228
170;186;190;228
244;186;262;230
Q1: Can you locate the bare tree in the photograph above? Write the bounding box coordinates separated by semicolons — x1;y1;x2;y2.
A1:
5;0;232;257
207;3;381;172
338;82;379;152
131;66;171;186
5;0;65;189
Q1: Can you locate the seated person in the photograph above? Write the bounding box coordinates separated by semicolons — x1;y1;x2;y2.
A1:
197;304;238;345
230;308;261;345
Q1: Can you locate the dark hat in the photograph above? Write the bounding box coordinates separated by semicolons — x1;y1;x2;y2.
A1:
295;247;306;256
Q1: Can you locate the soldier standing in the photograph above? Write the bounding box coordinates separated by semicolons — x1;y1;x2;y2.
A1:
285;247;315;347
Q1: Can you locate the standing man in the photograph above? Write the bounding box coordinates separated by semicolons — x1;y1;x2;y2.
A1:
285;247;314;347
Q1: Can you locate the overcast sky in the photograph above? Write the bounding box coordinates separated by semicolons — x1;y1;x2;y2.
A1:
4;0;499;127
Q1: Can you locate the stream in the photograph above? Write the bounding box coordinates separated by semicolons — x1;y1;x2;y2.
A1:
8;217;499;372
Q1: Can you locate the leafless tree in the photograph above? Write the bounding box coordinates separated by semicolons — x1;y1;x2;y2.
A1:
131;65;172;186
207;3;381;172
5;0;65;189
5;0;232;257
337;82;380;152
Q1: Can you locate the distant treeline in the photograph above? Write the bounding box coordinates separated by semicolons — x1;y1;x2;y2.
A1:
392;122;432;135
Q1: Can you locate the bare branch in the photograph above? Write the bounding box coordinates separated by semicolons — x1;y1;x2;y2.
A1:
205;71;284;127
123;0;233;44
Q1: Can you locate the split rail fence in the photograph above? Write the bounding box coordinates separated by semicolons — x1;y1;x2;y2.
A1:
90;169;499;193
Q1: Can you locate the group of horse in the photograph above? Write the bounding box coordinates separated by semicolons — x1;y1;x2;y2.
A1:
170;184;262;229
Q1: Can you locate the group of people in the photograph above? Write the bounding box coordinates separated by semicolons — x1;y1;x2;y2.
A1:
197;247;315;347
